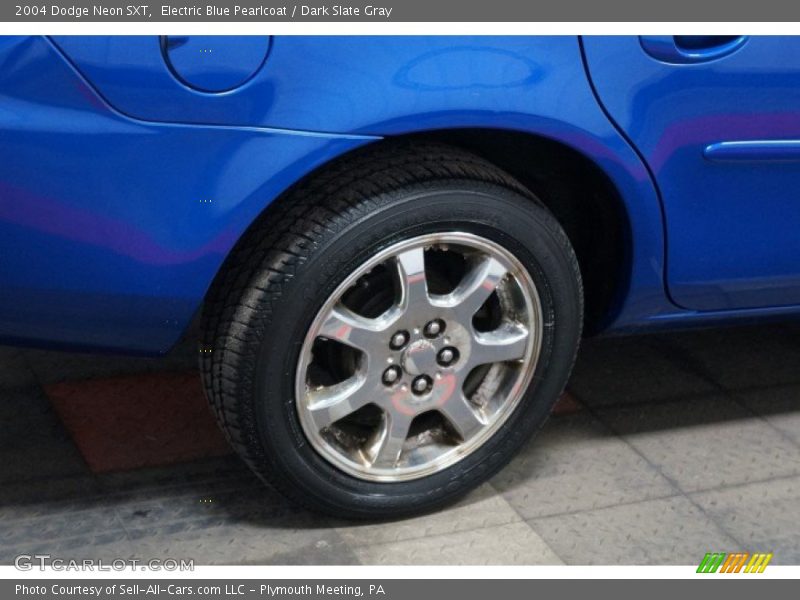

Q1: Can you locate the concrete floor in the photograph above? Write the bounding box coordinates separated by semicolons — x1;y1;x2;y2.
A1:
2;322;800;565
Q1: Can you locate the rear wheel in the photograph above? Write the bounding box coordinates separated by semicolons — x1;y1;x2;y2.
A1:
201;142;583;518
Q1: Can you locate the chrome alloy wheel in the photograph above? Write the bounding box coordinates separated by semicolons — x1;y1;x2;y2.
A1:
295;232;543;482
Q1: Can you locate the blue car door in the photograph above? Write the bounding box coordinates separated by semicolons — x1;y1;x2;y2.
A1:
582;35;800;311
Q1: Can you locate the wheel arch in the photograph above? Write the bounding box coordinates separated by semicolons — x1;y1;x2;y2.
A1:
205;128;634;335
415;128;631;334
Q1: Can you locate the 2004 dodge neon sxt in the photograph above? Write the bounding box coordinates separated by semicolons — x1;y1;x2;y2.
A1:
1;35;796;517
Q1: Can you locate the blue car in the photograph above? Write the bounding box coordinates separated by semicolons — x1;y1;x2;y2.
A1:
1;35;797;517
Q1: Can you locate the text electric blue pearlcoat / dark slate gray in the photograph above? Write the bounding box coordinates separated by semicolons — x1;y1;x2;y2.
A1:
1;35;798;354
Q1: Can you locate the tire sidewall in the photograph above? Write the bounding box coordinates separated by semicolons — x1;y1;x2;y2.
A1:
253;183;581;516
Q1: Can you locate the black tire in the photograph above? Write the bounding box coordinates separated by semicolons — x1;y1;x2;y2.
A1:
200;141;583;519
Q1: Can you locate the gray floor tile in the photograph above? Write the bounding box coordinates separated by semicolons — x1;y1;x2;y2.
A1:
2;321;799;566
657;325;800;391
1;530;131;564
0;469;100;521
96;457;259;501
335;483;521;546
0;475;104;521
0;415;90;484
0;387;58;421
22;342;197;386
0;506;126;563
23;350;157;385
692;476;800;564
570;337;716;407
596;395;800;493
115;487;294;540
529;496;737;565
0;347;37;390
63;517;358;566
96;459;295;542
736;384;800;447
351;521;562;565
492;414;675;518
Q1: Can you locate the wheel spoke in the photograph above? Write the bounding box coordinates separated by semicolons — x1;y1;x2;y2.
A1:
470;324;529;366
437;256;507;319
440;393;487;441
368;412;412;469
395;246;430;312
318;304;385;354
305;375;378;431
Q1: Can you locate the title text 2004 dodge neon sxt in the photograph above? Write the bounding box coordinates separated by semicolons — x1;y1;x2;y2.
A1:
2;35;796;517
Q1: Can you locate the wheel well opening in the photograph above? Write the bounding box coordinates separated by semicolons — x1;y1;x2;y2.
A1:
207;129;630;336
406;129;630;334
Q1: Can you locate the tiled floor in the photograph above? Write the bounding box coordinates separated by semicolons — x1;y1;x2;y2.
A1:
2;322;800;565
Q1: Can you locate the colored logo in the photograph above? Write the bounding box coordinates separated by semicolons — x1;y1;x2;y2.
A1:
697;552;773;573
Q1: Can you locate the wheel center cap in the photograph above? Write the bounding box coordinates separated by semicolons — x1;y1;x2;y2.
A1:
401;339;438;375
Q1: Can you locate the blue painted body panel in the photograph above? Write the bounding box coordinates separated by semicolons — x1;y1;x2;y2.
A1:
583;35;800;311
1;34;799;355
0;36;372;352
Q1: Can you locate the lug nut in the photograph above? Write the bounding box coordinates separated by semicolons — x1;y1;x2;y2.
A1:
437;347;459;367
382;366;402;386
411;375;432;395
390;330;409;350
424;319;445;338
